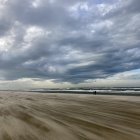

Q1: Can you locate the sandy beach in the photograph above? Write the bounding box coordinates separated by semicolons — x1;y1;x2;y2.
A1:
0;91;139;140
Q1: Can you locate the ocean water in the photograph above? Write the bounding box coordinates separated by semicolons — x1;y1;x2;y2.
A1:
31;87;140;95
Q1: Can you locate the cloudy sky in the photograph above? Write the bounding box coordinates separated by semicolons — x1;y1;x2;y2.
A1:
0;0;140;89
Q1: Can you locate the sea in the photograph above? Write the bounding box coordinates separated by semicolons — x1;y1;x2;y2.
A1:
30;87;140;95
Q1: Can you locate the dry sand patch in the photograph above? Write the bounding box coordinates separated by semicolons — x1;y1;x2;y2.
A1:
0;91;139;140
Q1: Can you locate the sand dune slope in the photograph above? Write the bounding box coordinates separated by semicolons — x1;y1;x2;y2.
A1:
0;91;139;140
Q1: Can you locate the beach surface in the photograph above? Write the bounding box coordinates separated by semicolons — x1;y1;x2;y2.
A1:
0;91;139;140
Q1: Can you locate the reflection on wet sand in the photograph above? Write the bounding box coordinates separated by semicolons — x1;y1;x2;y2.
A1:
0;91;139;140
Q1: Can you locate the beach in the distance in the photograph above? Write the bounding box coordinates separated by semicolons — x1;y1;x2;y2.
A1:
0;91;139;140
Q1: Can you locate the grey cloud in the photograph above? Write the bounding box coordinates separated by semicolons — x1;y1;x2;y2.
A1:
0;18;12;36
5;0;81;29
0;0;140;84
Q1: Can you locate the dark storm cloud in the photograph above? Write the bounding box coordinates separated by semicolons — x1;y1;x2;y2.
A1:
0;0;140;83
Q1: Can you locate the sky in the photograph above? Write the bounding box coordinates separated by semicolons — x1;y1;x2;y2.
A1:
0;0;140;89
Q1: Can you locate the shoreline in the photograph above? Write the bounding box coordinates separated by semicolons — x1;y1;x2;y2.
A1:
29;90;140;96
1;89;140;96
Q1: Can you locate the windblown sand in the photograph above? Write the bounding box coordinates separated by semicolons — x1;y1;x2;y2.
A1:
0;91;139;140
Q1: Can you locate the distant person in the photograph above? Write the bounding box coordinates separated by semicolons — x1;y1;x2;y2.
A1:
94;91;96;95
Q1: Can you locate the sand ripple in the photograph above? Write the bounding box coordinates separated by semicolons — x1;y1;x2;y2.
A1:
0;91;139;140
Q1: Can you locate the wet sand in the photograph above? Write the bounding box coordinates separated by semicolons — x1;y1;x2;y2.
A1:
0;91;139;140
